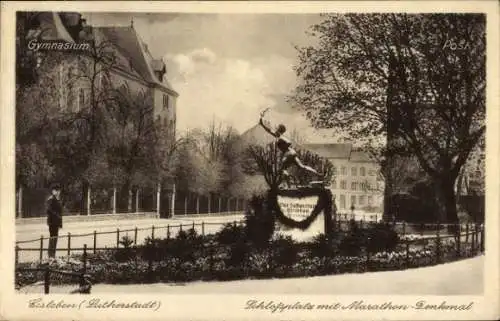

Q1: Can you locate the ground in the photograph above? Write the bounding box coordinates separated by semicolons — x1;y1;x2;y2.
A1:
16;214;245;263
16;214;484;295
18;255;484;295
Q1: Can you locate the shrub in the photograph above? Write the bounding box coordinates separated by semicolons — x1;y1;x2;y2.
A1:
336;221;365;256
141;237;167;262
244;195;275;248
226;240;251;267
114;235;136;262
307;234;338;258
270;235;299;267
247;250;271;275
337;222;399;256
215;222;246;245
141;228;206;263
390;181;441;224
338;232;364;257
365;222;399;254
119;235;134;248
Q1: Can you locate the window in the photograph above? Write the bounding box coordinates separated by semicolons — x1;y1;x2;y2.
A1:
360;167;366;176
341;166;347;176
351;167;357;176
350;195;356;208
331;179;337;189
163;94;169;110
368;196;373;205
340;180;347;189
77;88;85;112
340;195;346;209
359;195;366;206
59;65;67;110
163;118;168;127
369;169;376;176
331;166;337;175
351;182;357;190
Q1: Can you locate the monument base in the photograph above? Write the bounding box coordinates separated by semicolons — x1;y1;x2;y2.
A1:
267;186;333;241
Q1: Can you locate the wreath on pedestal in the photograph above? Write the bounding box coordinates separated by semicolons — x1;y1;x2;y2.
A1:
267;187;333;235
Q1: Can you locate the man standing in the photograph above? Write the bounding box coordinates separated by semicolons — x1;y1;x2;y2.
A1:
47;184;63;259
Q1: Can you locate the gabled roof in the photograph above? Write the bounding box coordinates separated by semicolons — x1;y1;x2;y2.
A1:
304;143;375;163
304;143;352;159
151;59;166;72
31;12;178;96
94;26;177;95
33;12;75;43
239;124;278;147
350;149;375;162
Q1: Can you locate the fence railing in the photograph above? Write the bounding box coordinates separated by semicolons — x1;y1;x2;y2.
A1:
335;212;382;222
15;219;246;264
15;265;92;294
15;222;484;290
16;185;247;219
16;215;484;266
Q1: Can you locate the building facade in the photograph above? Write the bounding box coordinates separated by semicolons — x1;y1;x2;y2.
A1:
17;12;179;217
27;12;179;129
305;144;384;213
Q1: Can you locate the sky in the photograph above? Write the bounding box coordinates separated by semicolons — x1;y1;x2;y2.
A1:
83;13;339;142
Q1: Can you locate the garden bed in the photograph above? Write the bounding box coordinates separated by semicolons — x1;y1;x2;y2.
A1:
15;221;483;287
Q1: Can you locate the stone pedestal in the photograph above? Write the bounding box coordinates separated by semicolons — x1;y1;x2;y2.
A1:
268;186;333;241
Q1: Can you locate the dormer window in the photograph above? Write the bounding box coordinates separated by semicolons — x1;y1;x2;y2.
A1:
152;59;166;82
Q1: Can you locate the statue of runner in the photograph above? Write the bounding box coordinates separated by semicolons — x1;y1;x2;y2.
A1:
259;108;323;186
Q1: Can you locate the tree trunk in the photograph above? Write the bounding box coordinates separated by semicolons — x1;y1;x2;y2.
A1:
208;194;211;214
156;182;161;218
17;186;23;218
80;181;88;215
135;189;140;213
112;186;117;214
127;188;133;212
171;183;176;218
196;195;200;214
382;162;394;222
437;175;459;225
87;184;92;216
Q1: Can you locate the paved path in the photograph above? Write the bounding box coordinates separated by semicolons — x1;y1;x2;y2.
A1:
89;256;483;295
25;256;481;295
16;214;244;263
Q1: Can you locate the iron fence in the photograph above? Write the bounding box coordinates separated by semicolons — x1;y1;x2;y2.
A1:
16;218;246;264
15;222;484;291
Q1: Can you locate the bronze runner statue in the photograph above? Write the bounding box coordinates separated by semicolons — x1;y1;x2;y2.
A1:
258;108;323;187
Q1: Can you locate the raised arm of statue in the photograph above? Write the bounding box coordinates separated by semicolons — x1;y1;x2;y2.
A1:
259;108;279;138
259;118;278;138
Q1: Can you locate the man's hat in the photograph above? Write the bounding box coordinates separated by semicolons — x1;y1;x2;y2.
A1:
50;183;61;191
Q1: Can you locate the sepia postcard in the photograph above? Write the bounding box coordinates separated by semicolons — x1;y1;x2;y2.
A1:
1;1;499;321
